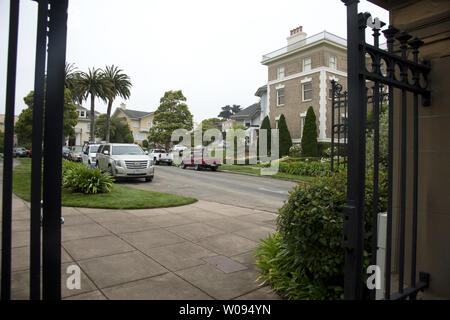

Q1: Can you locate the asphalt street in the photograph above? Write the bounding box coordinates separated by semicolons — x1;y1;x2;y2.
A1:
123;165;299;213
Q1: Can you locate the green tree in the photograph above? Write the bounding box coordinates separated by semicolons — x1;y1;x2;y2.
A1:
278;114;292;157
258;115;272;156
14;89;78;147
218;105;232;119
102;65;132;142
231;104;242;115
94;114;133;143
301;106;318;157
148;90;193;150
64;62;82;103
76;68;112;142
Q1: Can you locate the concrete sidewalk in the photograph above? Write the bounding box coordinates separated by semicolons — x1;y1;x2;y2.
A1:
5;195;281;300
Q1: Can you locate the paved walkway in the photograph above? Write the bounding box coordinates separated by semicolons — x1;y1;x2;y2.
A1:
5;195;281;300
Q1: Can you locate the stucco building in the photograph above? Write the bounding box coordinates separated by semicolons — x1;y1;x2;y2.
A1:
112;103;154;144
262;27;348;144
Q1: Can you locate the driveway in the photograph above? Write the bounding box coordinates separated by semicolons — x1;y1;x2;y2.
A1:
122;165;298;213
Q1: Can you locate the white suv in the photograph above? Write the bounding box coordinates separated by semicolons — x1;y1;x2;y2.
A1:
82;143;101;167
96;143;154;182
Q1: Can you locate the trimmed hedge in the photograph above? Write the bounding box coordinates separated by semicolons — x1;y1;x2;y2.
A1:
278;114;292;157
301;107;318;157
255;169;388;299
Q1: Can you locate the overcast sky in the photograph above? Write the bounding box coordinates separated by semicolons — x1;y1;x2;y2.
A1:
0;0;388;124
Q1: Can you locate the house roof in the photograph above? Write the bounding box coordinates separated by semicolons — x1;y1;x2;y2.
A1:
118;108;154;119
230;103;261;120
255;85;267;97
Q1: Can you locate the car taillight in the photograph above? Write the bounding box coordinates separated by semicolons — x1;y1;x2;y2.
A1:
159;154;161;158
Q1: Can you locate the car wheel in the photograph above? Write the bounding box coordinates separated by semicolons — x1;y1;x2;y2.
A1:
194;164;201;171
211;167;217;171
108;165;114;176
181;162;186;169
145;177;153;182
167;162;172;166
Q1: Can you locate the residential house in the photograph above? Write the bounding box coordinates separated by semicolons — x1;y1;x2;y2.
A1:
68;105;100;146
261;27;348;144
0;114;19;146
112;103;154;144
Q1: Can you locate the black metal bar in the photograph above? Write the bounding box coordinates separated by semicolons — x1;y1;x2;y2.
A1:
397;31;412;295
331;80;335;172
337;89;341;168
29;0;49;300
382;24;399;300
1;0;20;301
42;0;68;300
342;0;368;300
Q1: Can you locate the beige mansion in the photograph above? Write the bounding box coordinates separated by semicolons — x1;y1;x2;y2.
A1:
262;27;348;143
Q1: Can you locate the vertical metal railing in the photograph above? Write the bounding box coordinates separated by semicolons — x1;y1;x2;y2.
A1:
330;80;348;172
1;0;20;301
342;0;431;300
1;0;68;300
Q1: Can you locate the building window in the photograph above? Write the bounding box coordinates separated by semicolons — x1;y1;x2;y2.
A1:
277;89;285;106
277;67;285;80
329;56;336;69
303;57;311;72
79;111;85;117
147;122;153;128
302;82;312;101
133;120;139;128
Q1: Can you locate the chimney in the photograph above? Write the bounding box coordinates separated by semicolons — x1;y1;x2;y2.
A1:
287;25;307;47
120;103;126;110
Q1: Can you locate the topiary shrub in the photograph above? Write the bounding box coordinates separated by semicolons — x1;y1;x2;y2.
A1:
289;145;302;158
301;106;318;157
62;160;114;194
255;169;388;299
278;114;292;157
258;115;272;157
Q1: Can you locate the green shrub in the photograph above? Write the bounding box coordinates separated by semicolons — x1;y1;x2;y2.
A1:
301;107;318;157
278;114;292;157
258;116;271;156
255;169;388;299
62;160;114;194
278;160;330;177
288;145;302;158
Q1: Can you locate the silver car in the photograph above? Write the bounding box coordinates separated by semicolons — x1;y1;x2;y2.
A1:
96;143;154;182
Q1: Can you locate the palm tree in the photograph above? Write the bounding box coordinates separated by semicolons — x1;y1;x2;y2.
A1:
231;104;242;115
76;68;112;142
102;65;132;142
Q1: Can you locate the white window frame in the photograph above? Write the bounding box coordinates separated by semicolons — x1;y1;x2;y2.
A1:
329;56;336;69
133;120;139;128
277;88;285;107
302;82;312;101
300;111;307;138
277;67;285;80
303;57;311;72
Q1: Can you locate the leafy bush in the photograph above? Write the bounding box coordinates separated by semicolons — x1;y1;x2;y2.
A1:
301;107;318;157
278;114;292;157
255;169;388;299
62;159;114;194
288;145;302;158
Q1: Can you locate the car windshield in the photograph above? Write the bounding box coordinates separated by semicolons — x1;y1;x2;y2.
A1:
112;145;144;155
89;145;99;153
72;147;82;152
154;149;166;153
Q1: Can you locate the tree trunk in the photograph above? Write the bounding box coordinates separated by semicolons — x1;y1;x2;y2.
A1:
90;93;95;142
105;99;113;142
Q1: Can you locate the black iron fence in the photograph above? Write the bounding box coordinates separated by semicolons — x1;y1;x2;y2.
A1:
342;0;431;300
1;0;68;300
330;80;348;171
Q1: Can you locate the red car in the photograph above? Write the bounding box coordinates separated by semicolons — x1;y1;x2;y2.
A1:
180;150;221;171
24;149;32;157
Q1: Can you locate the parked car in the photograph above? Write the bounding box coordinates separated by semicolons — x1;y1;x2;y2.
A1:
69;146;83;162
13;147;27;157
149;148;173;166
81;143;101;167
62;146;71;159
180;149;221;171
96;143;154;181
24;149;32;157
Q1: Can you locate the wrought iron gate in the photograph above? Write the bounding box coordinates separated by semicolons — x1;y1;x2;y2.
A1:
342;0;431;300
330;80;348;171
1;0;68;300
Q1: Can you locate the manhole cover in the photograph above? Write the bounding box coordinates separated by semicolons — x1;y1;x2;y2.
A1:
202;255;248;274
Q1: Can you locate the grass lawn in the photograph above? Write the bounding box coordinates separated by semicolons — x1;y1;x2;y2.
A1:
218;164;314;183
13;158;197;209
